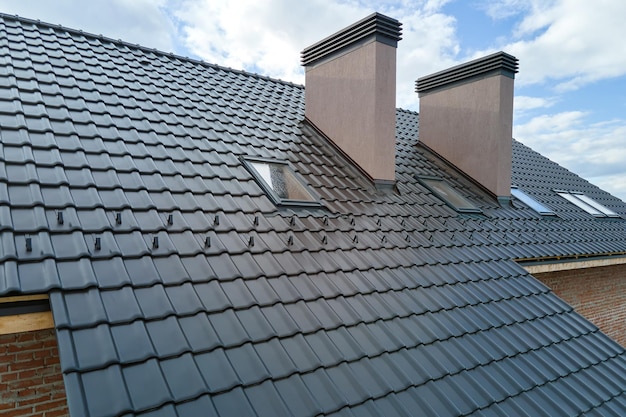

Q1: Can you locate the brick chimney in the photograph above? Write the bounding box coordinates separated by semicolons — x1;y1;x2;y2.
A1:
301;13;402;190
416;52;518;200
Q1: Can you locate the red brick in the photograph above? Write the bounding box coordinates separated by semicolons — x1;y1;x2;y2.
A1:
35;399;68;412
2;371;19;382
44;409;68;417
0;328;69;417
535;263;626;347
2;407;35;417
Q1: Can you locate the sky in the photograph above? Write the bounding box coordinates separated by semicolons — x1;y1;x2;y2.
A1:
1;0;625;201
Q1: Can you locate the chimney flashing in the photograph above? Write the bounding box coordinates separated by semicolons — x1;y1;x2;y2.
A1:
301;13;402;67
416;51;518;96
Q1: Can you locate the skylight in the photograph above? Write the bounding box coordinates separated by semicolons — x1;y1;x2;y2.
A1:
419;177;482;213
556;191;620;218
243;157;321;207
511;187;555;216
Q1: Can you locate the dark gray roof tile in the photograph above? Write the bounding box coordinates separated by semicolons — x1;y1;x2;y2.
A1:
123;256;161;286
225;342;271;385
123;359;172;412
244;276;280;306
207;252;241;281
164;282;204;315
15;258;60;291
62;287;108;328
160;353;207;402
194;348;241;392
100;286;142;323
212;387;257;417
111;321;156;364
301;369;348;413
173;395;219;417
209;308;249;347
236;306;276;341
151;255;190;285
364;354;411;393
194;280;231;312
135;285;175;319
80;365;133;417
72;324;118;370
246;381;289;417
177;313;219;352
145;316;190;357
273;375;322;415
253;338;298;378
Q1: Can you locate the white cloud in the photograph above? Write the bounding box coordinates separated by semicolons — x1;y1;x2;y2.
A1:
490;0;626;89
395;8;460;109
480;0;533;20
514;95;557;118
515;111;626;200
591;176;626;204
173;0;371;83
172;0;460;110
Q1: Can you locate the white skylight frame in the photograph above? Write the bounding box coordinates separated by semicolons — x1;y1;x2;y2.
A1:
418;176;482;214
511;186;555;216
555;190;620;218
242;157;322;208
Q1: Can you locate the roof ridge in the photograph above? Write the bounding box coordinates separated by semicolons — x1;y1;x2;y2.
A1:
0;12;305;90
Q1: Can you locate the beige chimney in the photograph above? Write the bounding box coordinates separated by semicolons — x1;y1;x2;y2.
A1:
301;13;402;190
416;52;518;200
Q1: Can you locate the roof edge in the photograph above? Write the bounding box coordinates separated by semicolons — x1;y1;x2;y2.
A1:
518;252;626;274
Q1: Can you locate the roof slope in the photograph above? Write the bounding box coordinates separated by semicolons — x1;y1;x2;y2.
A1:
1;13;626;417
396;114;626;261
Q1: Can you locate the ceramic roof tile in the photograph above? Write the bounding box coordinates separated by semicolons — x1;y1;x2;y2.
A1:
145;316;190;357
273;375;322;416
122;359;172;412
160;353;207;402
194;348;240;393
110;321;156;364
79;365;133;417
72;324;117;370
211;387;256;417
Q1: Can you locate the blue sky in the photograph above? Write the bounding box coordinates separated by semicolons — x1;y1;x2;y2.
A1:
1;0;625;201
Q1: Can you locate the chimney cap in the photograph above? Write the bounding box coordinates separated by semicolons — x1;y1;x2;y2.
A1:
301;12;402;67
416;51;518;95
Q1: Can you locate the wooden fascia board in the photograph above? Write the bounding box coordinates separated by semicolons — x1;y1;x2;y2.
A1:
0;294;54;335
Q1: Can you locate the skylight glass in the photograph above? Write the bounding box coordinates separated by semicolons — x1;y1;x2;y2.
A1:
556;191;620;218
419;177;482;213
571;193;619;217
243;158;320;207
511;187;555;216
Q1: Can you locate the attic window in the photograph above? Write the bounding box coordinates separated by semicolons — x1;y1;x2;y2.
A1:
243;157;321;207
418;177;482;213
556;191;620;218
511;187;555;216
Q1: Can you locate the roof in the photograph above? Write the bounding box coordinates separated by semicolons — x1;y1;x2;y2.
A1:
1;13;626;417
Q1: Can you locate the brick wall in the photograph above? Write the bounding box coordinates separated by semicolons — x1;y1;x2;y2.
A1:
0;328;69;417
535;263;626;347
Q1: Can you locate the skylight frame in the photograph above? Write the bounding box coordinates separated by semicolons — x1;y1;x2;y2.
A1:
417;176;483;214
511;186;556;216
555;190;621;218
242;156;322;208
